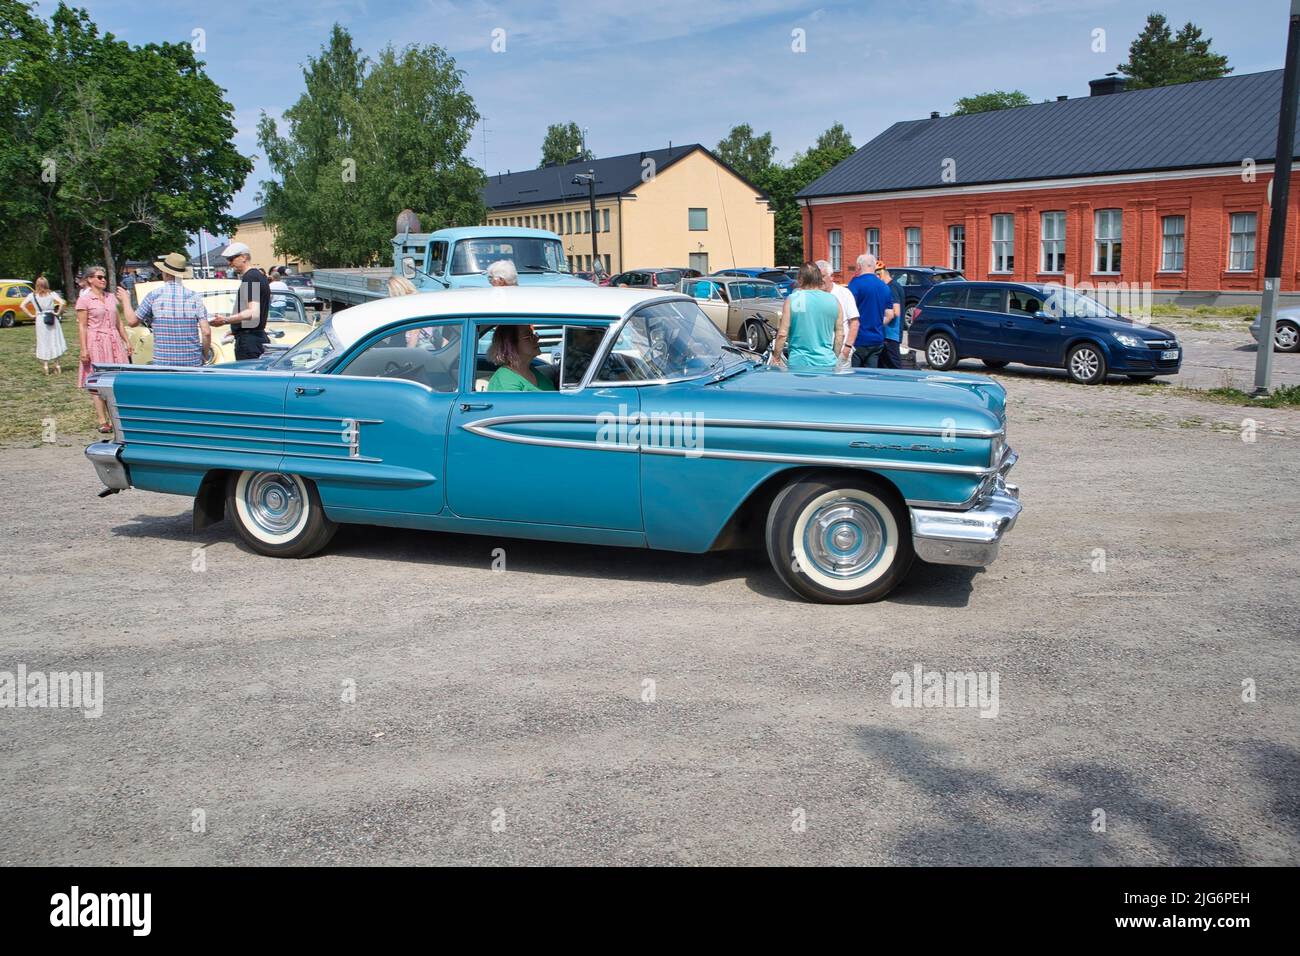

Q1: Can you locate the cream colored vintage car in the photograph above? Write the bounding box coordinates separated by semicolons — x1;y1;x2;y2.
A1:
677;275;785;352
127;279;316;365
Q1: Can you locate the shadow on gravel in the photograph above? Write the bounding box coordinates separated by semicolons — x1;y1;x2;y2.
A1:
1242;741;1300;845
112;511;983;607
855;726;1243;865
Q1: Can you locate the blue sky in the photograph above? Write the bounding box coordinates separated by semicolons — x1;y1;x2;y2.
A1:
40;0;1289;245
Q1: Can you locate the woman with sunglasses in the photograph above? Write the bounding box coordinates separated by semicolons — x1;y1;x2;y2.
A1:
76;268;131;433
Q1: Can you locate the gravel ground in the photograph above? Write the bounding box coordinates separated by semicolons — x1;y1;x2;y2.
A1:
1;362;1297;866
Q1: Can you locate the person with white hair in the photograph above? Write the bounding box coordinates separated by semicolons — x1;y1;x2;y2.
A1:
847;253;892;368
486;260;518;286
817;259;858;365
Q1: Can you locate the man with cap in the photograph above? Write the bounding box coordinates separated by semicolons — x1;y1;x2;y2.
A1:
117;252;211;366
210;241;270;360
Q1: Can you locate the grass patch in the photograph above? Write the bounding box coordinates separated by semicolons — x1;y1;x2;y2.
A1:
1171;383;1300;409
0;315;97;445
1149;303;1258;318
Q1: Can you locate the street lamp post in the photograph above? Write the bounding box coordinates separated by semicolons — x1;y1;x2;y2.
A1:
1254;0;1300;395
573;171;599;275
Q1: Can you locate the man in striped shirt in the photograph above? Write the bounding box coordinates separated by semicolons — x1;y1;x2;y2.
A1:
118;252;211;366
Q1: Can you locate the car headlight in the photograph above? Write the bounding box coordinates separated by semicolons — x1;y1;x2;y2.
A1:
1113;331;1144;348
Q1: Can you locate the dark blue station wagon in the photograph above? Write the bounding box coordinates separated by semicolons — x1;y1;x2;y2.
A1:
908;281;1182;385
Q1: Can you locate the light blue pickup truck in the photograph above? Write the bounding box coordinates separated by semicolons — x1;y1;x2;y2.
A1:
314;226;592;311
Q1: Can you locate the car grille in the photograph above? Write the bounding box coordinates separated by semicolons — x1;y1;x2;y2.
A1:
1144;339;1177;349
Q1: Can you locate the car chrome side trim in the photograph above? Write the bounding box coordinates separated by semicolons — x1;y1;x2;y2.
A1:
122;439;382;463
459;412;1001;440
117;403;382;425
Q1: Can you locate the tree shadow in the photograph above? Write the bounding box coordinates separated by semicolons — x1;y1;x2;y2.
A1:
855;726;1243;865
1241;741;1300;846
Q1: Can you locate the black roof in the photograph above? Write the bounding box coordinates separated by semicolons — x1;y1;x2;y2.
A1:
483;144;767;209
237;206;266;222
799;71;1297;199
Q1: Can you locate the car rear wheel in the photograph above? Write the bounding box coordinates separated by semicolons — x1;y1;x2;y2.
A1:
227;471;336;557
1066;343;1107;385
982;359;1009;369
0;310;15;328
926;332;958;370
765;471;914;604
1275;320;1299;353
744;320;770;352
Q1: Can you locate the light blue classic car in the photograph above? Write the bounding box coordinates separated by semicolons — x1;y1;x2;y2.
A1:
84;287;1021;603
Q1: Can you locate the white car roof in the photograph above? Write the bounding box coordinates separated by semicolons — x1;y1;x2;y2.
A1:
329;286;682;350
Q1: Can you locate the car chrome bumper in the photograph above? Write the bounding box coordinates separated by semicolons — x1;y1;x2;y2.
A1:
86;440;130;490
910;464;1022;568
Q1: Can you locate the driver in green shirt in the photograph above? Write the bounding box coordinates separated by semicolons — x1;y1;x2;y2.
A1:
486;324;557;391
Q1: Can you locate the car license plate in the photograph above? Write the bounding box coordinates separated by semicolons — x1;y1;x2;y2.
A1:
1161;349;1180;360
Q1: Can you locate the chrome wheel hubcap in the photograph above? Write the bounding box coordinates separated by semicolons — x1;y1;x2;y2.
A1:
1277;325;1298;349
244;473;304;536
1071;349;1099;379
803;499;886;579
928;338;951;366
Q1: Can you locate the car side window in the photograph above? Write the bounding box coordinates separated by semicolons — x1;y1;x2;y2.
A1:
339;322;462;392
929;287;967;309
967;288;1007;312
472;321;608;392
1008;290;1042;316
428;241;449;276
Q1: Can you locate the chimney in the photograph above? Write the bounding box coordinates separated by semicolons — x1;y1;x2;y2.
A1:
930;111;940;119
1089;73;1127;96
1056;95;1068;101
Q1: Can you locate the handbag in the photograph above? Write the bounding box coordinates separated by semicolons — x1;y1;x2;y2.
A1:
36;295;57;326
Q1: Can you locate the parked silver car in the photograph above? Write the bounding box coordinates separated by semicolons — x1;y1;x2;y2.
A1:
1249;308;1300;352
678;275;785;350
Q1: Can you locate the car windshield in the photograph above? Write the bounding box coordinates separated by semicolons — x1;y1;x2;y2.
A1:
1046;286;1120;319
282;275;312;287
450;238;570;275
596;300;741;383
197;290;309;323
748;282;781;300
269;321;339;371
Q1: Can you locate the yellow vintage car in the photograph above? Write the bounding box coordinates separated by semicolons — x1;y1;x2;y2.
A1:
127;279;317;365
0;280;35;327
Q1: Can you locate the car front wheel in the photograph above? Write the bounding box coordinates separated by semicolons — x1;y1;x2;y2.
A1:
1276;320;1299;353
1066;343;1107;384
227;470;337;557
745;320;770;352
765;472;914;604
926;332;958;370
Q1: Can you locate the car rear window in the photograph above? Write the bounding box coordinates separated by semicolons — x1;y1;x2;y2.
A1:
932;271;963;283
758;271;787;282
656;271;682;285
967;287;1007;312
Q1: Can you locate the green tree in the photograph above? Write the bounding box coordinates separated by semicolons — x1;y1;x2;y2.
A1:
259;26;485;267
815;123;854;154
0;2;249;291
1119;12;1231;89
715;124;775;183
755;125;856;266
539;122;591;166
952;90;1033;115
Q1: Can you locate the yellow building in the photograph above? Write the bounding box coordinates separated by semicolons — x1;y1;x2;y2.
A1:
227;206;311;273
483;144;774;275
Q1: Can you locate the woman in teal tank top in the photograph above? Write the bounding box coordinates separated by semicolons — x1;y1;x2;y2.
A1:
770;263;844;370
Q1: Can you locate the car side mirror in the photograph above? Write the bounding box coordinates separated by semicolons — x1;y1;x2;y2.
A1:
401;256;417;280
1035;310;1056;323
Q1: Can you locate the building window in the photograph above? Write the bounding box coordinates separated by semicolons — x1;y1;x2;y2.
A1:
905;227;921;266
1228;212;1256;271
1161;215;1185;271
948;224;965;272
689;208;708;231
991;214;1014;273
866;228;880;260
565;212;572;234
602;209;610;232
1094;208;1122;274
603;254;610;274
1040;211;1065;273
828;229;842;272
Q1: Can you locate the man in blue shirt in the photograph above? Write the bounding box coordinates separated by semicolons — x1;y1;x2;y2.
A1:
846;254;893;367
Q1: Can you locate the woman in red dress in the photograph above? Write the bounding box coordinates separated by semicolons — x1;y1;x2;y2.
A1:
76;268;132;433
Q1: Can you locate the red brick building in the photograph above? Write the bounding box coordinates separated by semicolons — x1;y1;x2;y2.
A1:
798;71;1299;299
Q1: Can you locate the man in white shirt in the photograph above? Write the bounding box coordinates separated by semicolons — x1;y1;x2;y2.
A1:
817;259;858;364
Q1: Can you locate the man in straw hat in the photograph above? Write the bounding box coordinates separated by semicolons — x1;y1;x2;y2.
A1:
118;252;211;367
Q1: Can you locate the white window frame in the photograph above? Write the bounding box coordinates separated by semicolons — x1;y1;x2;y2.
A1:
866;228;880;260
1040;211;1065;273
828;229;842;273
905;227;921;267
1094;208;1122;274
1160;215;1185;272
948;224;965;272
991;214;1014;274
1228;212;1257;272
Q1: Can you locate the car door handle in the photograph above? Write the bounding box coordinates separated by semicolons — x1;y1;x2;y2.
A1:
294;386;325;396
459;402;493;412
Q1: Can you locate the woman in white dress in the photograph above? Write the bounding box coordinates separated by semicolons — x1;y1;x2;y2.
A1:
21;275;68;374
